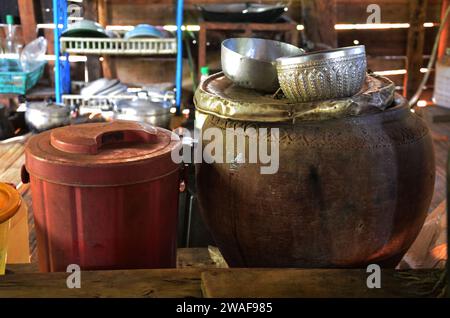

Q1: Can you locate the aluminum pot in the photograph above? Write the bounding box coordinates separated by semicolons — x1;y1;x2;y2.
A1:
114;92;172;129
25;101;71;132
221;38;304;93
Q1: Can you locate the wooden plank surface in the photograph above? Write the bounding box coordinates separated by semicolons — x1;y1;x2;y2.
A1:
301;0;338;49
177;247;219;269
0;136;28;185
0;268;203;298
0;265;443;298
404;0;429;99
1;248;221;298
201;268;445;298
5;247;222;274
336;0;442;23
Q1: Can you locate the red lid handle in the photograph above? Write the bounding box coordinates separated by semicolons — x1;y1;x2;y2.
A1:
50;121;158;154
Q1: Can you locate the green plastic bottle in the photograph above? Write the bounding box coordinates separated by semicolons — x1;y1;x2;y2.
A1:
4;15;16;54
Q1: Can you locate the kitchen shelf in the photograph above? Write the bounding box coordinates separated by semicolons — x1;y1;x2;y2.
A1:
60;37;177;55
53;0;184;110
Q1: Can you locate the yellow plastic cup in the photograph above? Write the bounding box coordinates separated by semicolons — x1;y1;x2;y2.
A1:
0;183;21;275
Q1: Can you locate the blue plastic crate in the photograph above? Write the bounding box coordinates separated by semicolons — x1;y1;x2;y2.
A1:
0;59;47;95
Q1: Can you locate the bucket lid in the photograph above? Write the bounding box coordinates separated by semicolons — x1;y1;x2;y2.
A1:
0;183;21;223
25;120;181;186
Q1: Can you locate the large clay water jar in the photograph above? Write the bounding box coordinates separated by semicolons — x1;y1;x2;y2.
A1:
194;73;435;268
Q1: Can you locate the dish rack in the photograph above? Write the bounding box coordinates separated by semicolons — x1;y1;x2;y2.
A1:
53;0;184;111
60;37;177;55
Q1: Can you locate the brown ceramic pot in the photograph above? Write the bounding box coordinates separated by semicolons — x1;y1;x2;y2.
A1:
195;75;435;268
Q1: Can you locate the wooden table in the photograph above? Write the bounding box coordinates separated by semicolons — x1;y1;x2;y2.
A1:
0;248;445;298
0;256;445;298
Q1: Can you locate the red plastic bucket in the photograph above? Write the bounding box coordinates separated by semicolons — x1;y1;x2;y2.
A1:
24;120;181;272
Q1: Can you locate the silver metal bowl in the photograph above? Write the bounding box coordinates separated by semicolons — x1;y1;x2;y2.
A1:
221;38;304;93
276;45;367;102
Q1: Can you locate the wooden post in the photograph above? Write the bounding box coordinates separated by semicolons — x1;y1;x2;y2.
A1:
98;0;116;79
17;0;39;44
438;0;450;59
197;23;207;80
403;0;428;99
300;0;337;50
84;0;102;81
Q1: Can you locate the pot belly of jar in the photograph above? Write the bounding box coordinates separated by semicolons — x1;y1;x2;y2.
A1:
196;115;435;268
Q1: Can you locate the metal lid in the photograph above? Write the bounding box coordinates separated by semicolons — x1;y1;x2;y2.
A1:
27;102;70;118
25;120;181;186
0;183;21;223
116;94;171;116
194;72;395;123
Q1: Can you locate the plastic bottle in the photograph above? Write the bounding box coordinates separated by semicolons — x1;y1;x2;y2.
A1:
200;66;209;83
4;15;17;54
196;66;210;131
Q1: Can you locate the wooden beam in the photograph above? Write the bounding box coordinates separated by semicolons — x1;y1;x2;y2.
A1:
0;267;444;298
403;0;428;99
301;0;338;49
17;0;39;44
98;0;116;79
0;268;203;298
202;269;445;298
84;0;102;81
438;0;450;59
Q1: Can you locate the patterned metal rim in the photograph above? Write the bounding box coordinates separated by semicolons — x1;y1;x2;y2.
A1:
194;72;395;123
276;45;366;66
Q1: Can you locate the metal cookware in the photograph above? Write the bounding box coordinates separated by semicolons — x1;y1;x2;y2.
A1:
221;38;304;93
61;19;109;38
124;24;164;39
276;45;367;102
25;101;71;132
197;3;287;23
114;91;172;129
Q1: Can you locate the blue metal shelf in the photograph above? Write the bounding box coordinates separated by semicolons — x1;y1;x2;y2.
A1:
53;0;183;111
53;0;71;103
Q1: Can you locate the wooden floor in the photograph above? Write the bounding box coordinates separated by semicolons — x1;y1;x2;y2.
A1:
0;105;448;265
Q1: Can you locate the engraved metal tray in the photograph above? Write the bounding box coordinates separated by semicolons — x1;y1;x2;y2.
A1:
194;72;396;123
